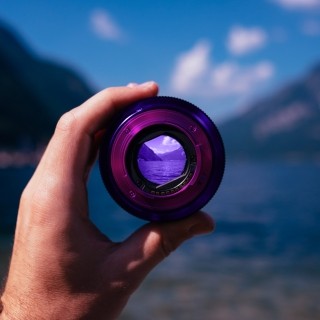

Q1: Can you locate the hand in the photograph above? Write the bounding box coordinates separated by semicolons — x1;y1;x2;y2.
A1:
0;82;214;320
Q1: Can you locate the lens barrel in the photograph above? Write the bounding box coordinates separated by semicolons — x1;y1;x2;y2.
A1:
99;96;225;221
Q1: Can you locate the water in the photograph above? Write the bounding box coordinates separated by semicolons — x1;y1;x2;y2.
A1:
138;160;186;184
1;161;320;319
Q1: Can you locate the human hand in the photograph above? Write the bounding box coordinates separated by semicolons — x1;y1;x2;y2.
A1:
0;82;214;320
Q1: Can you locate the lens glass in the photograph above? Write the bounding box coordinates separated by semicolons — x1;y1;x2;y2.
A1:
137;135;186;185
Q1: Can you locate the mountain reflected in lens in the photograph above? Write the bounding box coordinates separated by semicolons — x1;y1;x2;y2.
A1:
137;135;186;185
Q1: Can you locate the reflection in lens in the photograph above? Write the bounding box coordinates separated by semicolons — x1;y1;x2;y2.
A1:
137;135;186;185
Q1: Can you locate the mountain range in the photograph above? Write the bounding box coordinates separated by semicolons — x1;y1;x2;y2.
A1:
138;144;186;161
220;63;320;160
158;146;186;161
0;21;94;149
138;144;163;161
1;21;319;160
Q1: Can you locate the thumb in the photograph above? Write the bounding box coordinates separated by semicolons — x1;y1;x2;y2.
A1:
115;212;215;288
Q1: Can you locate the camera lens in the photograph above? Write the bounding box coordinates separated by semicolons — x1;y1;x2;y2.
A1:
99;96;225;221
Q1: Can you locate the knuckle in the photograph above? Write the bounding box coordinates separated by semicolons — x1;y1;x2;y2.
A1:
160;237;177;258
56;110;77;132
19;179;38;207
103;86;116;97
103;88;116;104
147;228;180;259
20;176;58;211
101;87;117;105
149;228;177;258
19;186;32;206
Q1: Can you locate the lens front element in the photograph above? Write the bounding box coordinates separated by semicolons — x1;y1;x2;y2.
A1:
137;135;187;185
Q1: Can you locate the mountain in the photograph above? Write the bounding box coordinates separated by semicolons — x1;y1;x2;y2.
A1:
220;63;320;160
138;144;163;161
0;21;94;149
158;147;186;161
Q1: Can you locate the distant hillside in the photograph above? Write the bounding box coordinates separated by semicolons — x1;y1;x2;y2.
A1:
138;144;163;161
0;21;94;149
220;63;320;160
159;147;186;161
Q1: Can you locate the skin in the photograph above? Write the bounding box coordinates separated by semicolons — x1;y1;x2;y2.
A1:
0;82;214;320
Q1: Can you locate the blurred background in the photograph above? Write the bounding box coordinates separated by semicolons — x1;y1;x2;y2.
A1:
0;0;320;319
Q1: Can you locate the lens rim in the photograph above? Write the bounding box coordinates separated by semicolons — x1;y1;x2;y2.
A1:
99;96;225;221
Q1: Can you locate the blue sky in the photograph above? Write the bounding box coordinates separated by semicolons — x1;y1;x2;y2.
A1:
145;135;182;154
1;0;320;121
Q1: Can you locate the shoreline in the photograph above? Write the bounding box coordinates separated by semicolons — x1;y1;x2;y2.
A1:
1;148;320;169
0;148;44;168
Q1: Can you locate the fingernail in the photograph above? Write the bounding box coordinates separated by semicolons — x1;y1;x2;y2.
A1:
138;81;156;88
127;82;139;88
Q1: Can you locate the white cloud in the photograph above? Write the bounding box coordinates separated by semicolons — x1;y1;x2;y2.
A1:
302;20;320;36
90;9;123;41
170;40;211;93
170;41;275;99
227;26;268;55
162;136;179;146
211;61;274;96
274;0;320;10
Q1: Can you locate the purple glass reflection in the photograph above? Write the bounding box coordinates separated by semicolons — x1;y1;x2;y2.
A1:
138;135;186;185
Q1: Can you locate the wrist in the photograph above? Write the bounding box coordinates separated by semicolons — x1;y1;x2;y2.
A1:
1;293;74;320
0;288;106;320
1;289;73;320
1;291;32;320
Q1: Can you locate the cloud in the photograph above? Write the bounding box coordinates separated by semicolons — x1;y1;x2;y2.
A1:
273;0;320;10
227;26;268;55
162;136;179;146
170;40;211;93
302;20;320;36
170;41;275;98
90;9;123;41
211;61;274;96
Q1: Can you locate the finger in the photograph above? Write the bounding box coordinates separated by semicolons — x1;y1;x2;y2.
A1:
57;81;158;136
112;212;215;290
38;82;159;181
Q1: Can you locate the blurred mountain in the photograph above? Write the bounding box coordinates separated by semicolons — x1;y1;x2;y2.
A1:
220;63;320;160
0;21;94;149
159;147;186;161
138;144;163;161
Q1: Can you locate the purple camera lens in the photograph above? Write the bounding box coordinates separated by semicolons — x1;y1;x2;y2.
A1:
99;96;225;221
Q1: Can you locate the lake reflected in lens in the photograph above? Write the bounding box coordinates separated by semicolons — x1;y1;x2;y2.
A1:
137;135;186;185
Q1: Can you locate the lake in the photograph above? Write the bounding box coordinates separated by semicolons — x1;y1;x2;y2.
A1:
0;161;320;319
138;160;186;184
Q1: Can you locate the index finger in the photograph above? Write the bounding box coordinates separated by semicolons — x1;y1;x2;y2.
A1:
58;81;159;136
41;82;159;179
